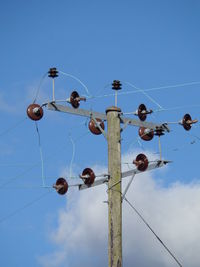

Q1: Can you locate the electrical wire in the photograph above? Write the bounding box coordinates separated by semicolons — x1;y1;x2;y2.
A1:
69;135;75;179
59;70;91;97
0;190;52;225
125;81;163;109
33;72;48;103
0;117;27;137
124;197;183;267
35;122;45;187
92;80;200;100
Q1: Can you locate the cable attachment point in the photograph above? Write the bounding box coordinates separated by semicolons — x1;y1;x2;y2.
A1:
138;127;154;141
133;153;149;171
179;113;198;131
112;80;122;107
112;80;122;90
27;103;44;121
135;104;153;121
154;127;165;136
53;178;68;195
88;117;105;135
48;67;59;78
79;168;96;186
67;91;86;109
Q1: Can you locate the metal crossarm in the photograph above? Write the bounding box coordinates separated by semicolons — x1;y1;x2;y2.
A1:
48;103;107;120
79;160;170;190
47;103;170;132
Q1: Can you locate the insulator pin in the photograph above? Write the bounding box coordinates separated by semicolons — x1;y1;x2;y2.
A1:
48;67;58;78
80;168;95;186
136;104;153;121
27;104;44;121
180;113;198;131
138;127;154;141
133;153;149;172
88;118;105;135
53;178;68;195
69;91;86;109
112;80;122;90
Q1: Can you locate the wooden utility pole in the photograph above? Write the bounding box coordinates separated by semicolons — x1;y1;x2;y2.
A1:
106;106;122;267
47;99;169;267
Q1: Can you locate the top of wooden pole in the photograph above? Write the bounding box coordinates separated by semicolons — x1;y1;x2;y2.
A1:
106;106;121;114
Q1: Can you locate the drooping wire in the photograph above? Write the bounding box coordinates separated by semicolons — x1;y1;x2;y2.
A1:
59;70;91;97
33;72;48;103
35;122;45;187
124;197;183;267
0;117;27;138
69;135;75;179
125;81;163;110
0;190;52;225
154;104;200;113
92;80;200;100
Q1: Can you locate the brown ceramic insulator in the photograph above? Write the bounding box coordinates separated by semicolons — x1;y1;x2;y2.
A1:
27;104;44;121
88;118;105;135
81;168;95;186
70;91;80;108
138;127;154;141
54;178;68;195
133;153;149;172
138;104;147;121
182;114;192;131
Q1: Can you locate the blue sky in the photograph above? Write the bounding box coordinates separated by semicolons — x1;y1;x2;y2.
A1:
1;1;200;267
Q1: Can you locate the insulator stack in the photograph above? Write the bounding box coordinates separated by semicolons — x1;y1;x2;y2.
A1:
133;153;149;171
53;178;68;195
69;91;86;109
154;127;165;136
180;113;198;131
27;104;44;121
136;104;153;121
48;67;58;78
112;80;122;90
138;127;154;141
88;118;105;135
80;168;95;186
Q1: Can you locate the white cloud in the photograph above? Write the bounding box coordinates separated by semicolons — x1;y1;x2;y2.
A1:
38;151;200;267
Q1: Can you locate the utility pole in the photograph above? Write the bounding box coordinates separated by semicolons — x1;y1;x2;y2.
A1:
27;69;199;267
107;106;122;267
42;73;172;267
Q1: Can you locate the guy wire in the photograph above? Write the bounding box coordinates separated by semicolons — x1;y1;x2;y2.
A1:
124;197;183;267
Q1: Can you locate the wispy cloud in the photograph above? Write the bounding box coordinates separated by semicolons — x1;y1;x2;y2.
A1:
38;151;200;267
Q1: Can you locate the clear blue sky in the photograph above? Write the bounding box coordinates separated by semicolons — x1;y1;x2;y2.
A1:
0;1;200;267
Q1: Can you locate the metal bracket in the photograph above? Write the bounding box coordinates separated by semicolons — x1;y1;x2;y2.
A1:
92;116;108;139
78;160;170;191
121;174;135;202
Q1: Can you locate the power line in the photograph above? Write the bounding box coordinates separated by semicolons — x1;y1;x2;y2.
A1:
124;197;183;267
0;190;52;225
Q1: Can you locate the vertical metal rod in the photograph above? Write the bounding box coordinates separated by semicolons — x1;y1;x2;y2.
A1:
115;91;118;107
158;136;162;160
52;79;55;101
106;106;122;267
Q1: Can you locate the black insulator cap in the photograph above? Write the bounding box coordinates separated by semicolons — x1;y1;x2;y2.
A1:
48;67;58;78
112;80;122;90
155;128;165;136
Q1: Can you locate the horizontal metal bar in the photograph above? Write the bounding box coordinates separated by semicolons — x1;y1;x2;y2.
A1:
47;103;107;120
47;103;170;132
120;116;170;131
79;160;170;190
79;177;108;190
122;160;170;178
